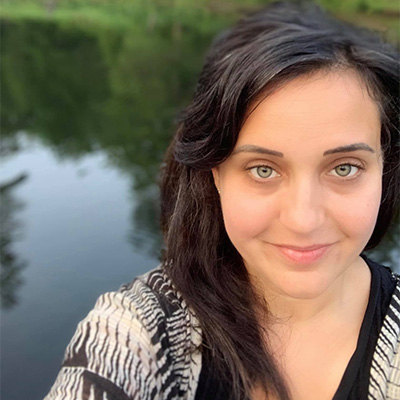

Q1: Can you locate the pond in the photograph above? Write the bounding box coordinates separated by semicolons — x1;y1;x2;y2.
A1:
1;13;399;400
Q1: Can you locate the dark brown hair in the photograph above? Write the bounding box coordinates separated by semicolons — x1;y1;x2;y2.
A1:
160;2;400;399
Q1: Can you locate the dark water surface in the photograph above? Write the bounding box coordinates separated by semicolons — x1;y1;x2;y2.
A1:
1;15;399;400
1;135;160;399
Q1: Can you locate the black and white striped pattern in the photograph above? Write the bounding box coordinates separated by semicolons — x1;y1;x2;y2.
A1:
45;267;400;400
44;267;202;400
369;280;400;400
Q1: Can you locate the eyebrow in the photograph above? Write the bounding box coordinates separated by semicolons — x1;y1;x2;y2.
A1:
322;143;375;155
232;145;284;157
232;142;375;157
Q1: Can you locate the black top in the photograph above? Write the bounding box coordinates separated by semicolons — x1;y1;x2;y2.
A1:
195;256;397;400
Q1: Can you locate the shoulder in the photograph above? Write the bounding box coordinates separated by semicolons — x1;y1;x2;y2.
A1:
369;275;400;400
118;266;200;336
45;266;202;400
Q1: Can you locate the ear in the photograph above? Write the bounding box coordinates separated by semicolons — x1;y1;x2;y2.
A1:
211;167;220;192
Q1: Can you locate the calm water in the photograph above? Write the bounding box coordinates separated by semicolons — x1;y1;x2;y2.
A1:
1;134;160;400
1;14;399;400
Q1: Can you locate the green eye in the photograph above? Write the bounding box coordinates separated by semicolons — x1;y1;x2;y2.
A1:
257;166;273;178
249;166;277;179
333;164;359;177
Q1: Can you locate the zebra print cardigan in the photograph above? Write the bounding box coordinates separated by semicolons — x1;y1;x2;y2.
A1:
45;266;400;400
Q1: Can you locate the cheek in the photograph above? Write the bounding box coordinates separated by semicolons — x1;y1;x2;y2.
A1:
221;191;276;241
333;181;382;240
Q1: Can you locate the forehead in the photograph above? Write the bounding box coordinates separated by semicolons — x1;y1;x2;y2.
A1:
238;70;381;152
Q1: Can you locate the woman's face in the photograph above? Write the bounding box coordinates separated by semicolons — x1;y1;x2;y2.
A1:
212;70;383;300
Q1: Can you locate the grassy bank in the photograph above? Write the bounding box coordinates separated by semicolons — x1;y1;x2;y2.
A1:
0;1;398;46
1;0;399;27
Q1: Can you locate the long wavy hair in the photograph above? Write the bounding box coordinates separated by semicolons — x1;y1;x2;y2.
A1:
160;2;400;399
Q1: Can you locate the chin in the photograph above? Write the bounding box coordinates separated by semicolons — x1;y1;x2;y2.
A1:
260;267;342;301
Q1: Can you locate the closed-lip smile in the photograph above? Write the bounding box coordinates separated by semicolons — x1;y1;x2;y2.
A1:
274;243;332;251
271;243;335;264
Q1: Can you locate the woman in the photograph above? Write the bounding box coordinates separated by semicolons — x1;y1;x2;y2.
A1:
46;2;400;399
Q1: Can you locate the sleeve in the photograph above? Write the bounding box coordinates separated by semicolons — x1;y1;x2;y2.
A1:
44;286;165;400
369;282;400;400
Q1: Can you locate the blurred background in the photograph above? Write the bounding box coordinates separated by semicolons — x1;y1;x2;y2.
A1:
0;1;399;399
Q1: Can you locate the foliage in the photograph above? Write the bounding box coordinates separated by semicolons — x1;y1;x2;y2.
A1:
1;0;399;26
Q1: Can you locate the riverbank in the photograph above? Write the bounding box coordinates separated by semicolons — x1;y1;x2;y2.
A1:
1;0;399;29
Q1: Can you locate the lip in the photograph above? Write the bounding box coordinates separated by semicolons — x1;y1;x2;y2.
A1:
271;243;334;264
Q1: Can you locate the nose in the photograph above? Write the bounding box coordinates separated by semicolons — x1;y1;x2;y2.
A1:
279;177;325;235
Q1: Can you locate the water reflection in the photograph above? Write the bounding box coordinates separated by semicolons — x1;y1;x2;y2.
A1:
0;18;215;313
0;17;217;270
0;171;28;309
0;134;155;400
128;184;162;259
1;17;213;166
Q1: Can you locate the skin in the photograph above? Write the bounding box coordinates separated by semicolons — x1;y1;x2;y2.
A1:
212;69;383;399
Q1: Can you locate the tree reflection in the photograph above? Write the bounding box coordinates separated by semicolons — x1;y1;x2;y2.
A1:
0;172;28;310
1;18;217;263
